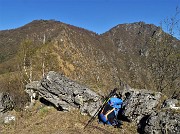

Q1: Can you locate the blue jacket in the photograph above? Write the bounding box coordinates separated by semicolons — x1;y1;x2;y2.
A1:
99;97;123;125
108;97;123;116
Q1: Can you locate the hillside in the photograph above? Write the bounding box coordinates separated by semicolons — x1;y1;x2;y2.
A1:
101;22;180;95
0;19;179;111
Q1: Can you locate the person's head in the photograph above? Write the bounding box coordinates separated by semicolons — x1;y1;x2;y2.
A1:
112;88;121;98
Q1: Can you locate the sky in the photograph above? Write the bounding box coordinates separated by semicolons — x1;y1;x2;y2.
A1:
0;0;180;35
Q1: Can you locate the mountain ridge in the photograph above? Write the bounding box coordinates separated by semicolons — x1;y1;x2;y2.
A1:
0;19;179;110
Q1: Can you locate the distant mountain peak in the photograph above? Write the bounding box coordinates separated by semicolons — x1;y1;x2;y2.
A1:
108;21;160;34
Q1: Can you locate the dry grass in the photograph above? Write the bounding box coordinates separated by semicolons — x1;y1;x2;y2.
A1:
0;101;138;134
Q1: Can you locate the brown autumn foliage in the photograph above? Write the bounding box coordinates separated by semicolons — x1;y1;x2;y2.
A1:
0;18;179;111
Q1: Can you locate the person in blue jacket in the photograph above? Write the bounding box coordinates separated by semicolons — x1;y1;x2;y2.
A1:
99;96;123;127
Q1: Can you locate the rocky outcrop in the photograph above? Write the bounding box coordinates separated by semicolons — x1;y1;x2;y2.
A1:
26;71;101;116
140;99;180;134
0;92;14;113
120;88;162;123
144;110;180;134
119;88;180;134
26;71;180;134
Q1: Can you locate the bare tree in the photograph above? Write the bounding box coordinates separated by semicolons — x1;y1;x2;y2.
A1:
147;8;180;97
17;39;37;84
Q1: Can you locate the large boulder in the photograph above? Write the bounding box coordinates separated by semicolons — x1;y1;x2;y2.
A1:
26;71;101;116
119;87;180;134
120;88;162;123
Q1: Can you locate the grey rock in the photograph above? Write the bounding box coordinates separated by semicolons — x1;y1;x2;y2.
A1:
4;114;16;124
74;95;84;105
144;110;180;134
26;71;101;116
119;88;180;134
162;99;179;108
0;92;14;113
120;88;162;123
0;113;16;124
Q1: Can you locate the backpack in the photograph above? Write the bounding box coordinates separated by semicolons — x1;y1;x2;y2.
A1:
99;97;123;125
108;97;123;116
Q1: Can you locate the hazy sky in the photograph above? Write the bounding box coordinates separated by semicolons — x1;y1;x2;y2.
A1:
0;0;179;34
